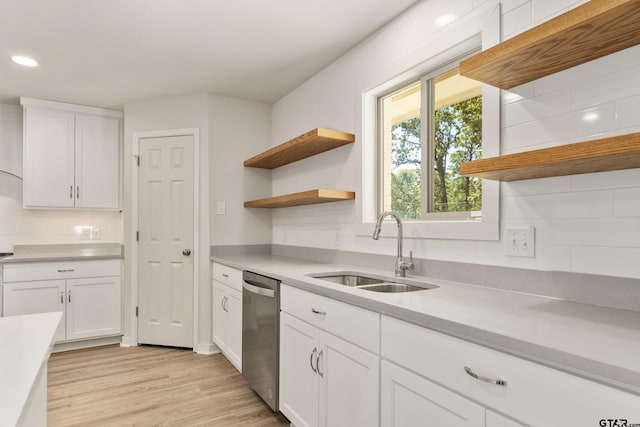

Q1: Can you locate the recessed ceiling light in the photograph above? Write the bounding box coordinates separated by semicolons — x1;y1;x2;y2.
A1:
435;14;457;27
11;55;38;67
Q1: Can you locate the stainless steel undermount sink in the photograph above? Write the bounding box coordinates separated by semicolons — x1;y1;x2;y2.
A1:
308;272;438;293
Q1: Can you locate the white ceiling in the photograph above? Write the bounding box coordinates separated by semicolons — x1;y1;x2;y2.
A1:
0;0;421;109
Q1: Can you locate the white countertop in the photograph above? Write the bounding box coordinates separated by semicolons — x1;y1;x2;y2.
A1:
211;253;640;395
0;312;62;427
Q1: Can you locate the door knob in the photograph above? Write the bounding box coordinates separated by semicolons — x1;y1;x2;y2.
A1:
182;249;191;256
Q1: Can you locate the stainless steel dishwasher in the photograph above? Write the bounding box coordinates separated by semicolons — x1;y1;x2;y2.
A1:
241;270;281;412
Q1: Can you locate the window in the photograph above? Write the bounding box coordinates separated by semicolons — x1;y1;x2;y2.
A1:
359;2;500;240
378;57;483;220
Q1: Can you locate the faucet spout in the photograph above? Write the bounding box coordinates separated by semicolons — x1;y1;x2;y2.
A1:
372;211;414;277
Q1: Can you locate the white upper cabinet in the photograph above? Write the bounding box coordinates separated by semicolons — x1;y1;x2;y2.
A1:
21;97;122;210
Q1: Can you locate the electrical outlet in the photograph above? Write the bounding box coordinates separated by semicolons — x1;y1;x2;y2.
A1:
92;227;101;240
504;227;535;257
81;227;92;240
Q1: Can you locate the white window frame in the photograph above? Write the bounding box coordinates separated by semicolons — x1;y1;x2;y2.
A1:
358;1;500;241
377;52;482;219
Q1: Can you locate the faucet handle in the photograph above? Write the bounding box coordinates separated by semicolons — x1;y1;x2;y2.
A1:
401;251;415;272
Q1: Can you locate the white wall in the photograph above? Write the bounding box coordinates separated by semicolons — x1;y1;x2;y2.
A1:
270;0;640;279
209;94;272;246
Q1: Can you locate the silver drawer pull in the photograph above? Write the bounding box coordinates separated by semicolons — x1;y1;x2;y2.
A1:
317;350;324;378
311;308;326;316
310;347;318;374
57;269;74;273
464;366;507;387
222;273;229;278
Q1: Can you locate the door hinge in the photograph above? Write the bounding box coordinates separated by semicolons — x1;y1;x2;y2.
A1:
136;231;139;241
136;306;139;317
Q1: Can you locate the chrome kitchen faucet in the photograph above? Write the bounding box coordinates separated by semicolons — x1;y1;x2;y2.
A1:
372;210;414;277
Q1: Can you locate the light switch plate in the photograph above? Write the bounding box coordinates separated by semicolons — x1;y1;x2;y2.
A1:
216;201;226;215
92;227;101;240
504;227;535;257
81;227;91;240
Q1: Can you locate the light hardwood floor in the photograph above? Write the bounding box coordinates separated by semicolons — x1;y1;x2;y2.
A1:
47;345;290;426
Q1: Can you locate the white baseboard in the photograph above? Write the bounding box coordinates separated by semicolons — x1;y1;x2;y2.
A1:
119;336;137;347
53;336;123;353
195;343;220;355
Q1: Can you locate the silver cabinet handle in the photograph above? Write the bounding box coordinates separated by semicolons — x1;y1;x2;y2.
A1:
464;366;507;387
68;290;71;304
317;350;324;378
76;186;80;199
222;296;228;312
310;347;318;374
182;249;191;256
222;273;229;278
60;291;64;304
57;269;74;273
311;308;326;316
242;282;275;298
69;186;73;199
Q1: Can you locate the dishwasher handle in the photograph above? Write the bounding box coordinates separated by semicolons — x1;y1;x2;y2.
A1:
242;281;276;298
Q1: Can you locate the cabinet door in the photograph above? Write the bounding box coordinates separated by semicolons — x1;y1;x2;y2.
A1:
74;114;121;209
212;282;228;351
225;287;242;371
318;330;379;427
23;107;75;208
280;312;320;427
381;360;484;427
3;280;66;342
66;276;121;340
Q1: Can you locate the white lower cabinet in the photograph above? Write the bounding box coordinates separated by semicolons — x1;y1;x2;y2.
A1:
381;360;485;427
279;285;380;427
212;281;242;370
2;260;122;343
212;263;242;371
381;315;640;426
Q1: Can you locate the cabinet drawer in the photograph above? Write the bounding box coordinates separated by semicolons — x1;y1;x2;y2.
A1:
212;263;242;291
3;259;121;282
281;284;379;353
381;315;640;426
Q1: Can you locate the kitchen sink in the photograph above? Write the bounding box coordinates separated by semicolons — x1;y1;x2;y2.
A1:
308;272;438;293
312;274;384;287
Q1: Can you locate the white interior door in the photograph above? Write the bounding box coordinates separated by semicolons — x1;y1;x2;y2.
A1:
138;135;194;348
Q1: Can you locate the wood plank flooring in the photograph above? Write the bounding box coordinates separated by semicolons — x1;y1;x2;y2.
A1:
47;345;290;426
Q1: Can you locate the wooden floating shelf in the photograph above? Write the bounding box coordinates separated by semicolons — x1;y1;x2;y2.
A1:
244;189;355;208
244;128;355;169
460;132;640;182
460;0;640;89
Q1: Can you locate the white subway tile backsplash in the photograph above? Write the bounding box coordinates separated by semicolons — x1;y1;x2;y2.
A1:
571;66;640;110
503;88;571;127
571;169;640;192
535;218;640;248
502;190;613;220
501;176;571;196
502;1;531;38
614;188;640;218
615;96;640;130
571;246;640;278
531;0;578;25
500;0;530;13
